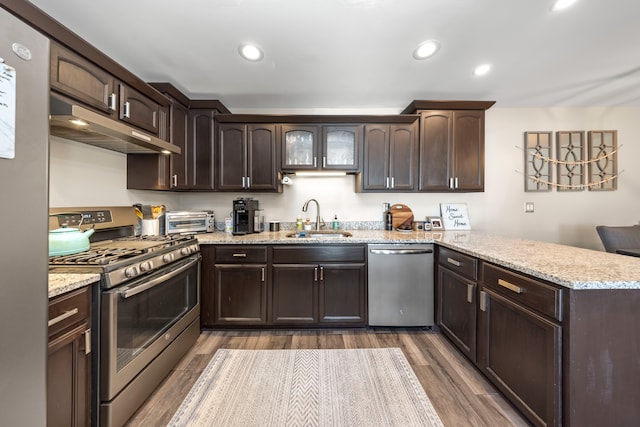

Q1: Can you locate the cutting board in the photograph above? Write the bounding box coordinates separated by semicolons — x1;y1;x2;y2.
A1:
390;204;414;230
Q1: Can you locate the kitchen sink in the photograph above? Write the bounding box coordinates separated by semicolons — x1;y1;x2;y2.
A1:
286;231;353;239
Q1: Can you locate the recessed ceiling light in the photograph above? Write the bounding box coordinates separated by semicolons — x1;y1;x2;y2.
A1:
238;43;263;61
473;64;492;76
413;40;440;60
552;0;578;11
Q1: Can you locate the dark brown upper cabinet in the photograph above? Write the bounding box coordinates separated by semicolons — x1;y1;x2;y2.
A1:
50;42;117;116
419;110;484;191
127;84;189;190
402;100;495;193
187;109;217;190
217;123;281;192
50;42;168;139
281;124;361;172
358;121;418;192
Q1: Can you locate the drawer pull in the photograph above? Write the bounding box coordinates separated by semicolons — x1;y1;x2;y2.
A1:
480;291;489;312
48;308;79;327
232;253;247;258
447;257;461;267
84;329;91;355
498;279;524;294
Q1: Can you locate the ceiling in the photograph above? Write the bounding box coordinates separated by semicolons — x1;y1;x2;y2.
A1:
28;0;640;112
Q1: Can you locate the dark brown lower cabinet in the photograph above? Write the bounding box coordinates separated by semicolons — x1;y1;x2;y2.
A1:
319;264;366;324
214;264;268;325
272;264;318;324
478;288;561;427
200;244;367;328
437;267;477;362
271;245;367;327
202;245;268;327
271;262;366;326
47;287;92;427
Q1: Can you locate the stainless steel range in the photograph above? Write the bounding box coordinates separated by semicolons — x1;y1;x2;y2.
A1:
49;207;201;427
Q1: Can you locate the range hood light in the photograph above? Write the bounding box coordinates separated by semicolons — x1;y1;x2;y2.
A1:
161;150;172;155
69;118;88;126
49;95;181;155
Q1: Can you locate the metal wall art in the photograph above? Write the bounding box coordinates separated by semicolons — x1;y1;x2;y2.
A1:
524;131;553;192
522;130;619;192
588;130;618;191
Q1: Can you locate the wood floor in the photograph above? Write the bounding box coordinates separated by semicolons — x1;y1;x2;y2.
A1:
126;328;531;426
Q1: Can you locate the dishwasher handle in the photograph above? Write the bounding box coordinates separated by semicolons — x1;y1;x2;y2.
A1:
369;248;433;255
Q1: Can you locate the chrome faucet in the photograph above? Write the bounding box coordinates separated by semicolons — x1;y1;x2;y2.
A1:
302;198;323;231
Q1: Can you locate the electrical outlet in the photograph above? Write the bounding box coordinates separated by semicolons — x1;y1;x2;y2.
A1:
525;202;535;213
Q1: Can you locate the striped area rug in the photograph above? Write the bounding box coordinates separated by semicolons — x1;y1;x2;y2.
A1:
168;348;444;426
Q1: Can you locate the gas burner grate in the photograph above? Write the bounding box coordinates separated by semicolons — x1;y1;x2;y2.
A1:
49;248;144;265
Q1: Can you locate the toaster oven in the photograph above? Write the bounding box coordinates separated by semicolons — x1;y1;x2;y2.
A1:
165;211;215;234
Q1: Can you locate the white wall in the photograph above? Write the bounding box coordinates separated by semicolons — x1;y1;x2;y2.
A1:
49;107;640;250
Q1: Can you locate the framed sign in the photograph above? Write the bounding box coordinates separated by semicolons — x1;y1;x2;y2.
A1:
440;203;471;230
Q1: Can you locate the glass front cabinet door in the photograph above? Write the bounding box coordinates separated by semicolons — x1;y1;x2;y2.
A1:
282;124;360;172
323;125;360;171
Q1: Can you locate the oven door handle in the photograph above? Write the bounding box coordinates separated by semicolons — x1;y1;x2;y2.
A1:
119;255;200;299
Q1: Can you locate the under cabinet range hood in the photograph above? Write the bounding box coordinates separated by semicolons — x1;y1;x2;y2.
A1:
49;95;180;155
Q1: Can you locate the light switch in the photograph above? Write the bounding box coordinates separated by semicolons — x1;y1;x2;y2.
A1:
525;202;535;213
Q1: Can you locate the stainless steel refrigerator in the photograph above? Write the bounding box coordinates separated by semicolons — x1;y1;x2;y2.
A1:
0;7;50;426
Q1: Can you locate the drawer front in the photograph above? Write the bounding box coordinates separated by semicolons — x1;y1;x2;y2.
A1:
215;246;267;263
438;247;478;280
483;263;563;322
272;245;366;264
48;286;90;337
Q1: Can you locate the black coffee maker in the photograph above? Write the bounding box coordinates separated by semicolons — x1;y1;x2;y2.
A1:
233;198;260;235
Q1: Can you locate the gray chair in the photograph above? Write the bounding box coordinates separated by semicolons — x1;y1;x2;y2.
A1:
595;225;640;253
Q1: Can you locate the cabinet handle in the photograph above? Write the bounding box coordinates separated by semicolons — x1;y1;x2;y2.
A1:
391;177;395;188
84;329;91;355
467;283;475;304
171;174;177;188
323;156;326;168
108;93;117;111
313;156;317;168
242;177;246;188
480;291;489;312
123;101;131;118
447;257;461;267
498;279;524;294
48;308;79;327
314;267;318;282
449;177;454;189
320;266;324;281
261;267;265;282
386;177;390;189
454;177;459;189
232;253;247;258
246;176;250;188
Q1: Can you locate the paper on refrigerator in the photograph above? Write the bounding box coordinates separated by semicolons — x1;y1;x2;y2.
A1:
0;60;17;159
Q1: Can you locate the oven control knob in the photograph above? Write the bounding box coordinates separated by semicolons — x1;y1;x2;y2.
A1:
125;266;139;278
140;261;153;272
180;247;191;256
162;253;175;263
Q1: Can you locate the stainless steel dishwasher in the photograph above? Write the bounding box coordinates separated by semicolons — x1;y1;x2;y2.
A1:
367;244;434;327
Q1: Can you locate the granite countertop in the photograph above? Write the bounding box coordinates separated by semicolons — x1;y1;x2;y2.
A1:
49;273;100;299
47;229;640;298
196;229;435;244
197;230;640;290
